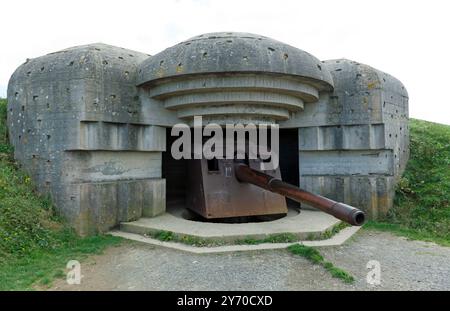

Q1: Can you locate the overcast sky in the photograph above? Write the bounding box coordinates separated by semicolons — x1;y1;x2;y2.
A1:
1;0;449;124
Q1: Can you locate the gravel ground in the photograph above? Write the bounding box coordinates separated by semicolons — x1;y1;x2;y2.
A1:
50;230;450;291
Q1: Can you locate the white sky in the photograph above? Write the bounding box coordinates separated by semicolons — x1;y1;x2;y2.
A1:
1;0;449;125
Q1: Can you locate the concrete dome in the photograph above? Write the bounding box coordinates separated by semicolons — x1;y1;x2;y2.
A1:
137;32;333;90
136;32;334;124
323;59;408;99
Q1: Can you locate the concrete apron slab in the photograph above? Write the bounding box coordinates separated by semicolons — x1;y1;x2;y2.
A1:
111;210;362;253
120;210;341;241
109;226;361;254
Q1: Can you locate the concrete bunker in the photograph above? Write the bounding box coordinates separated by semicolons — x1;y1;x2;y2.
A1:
7;32;409;235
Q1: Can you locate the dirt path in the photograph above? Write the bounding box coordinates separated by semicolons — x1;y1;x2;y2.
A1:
49;230;450;291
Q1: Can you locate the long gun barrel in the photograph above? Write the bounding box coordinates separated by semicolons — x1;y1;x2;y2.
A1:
234;163;365;226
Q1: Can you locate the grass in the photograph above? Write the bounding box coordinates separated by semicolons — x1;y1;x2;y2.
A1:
366;118;450;246
316;222;349;240
148;230;301;247
287;244;354;283
364;221;450;247
235;232;298;245
150;230;216;246
0;98;123;290
147;222;349;247
0;234;122;290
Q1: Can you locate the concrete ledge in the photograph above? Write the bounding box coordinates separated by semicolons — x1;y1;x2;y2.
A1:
119;210;341;242
109;226;361;254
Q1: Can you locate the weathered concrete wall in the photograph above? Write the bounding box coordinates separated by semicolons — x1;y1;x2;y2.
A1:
7;44;167;235
281;59;409;218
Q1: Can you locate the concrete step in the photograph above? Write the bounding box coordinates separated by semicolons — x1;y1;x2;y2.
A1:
111;225;362;254
119;209;343;243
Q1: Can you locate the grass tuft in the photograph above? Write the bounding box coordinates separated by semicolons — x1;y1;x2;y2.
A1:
148;223;349;248
235;232;299;245
287;244;354;283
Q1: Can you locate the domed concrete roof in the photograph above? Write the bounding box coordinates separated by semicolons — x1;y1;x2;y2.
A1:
9;43;148;99
323;59;408;98
137;32;333;90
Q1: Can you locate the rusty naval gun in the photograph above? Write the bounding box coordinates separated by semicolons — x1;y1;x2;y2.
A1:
186;157;365;226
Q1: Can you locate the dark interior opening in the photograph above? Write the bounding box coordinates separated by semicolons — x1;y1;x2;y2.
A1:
279;128;300;209
162;128;188;208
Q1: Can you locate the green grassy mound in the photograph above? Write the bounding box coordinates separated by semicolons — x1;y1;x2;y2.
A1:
0;98;122;290
367;118;450;245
